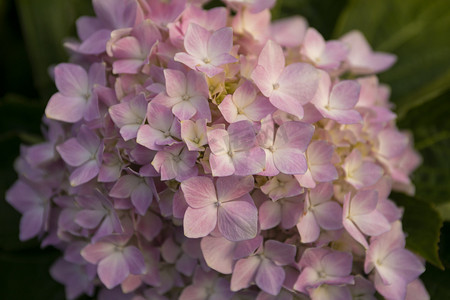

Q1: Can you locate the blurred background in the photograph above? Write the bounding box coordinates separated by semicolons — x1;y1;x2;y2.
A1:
0;0;449;299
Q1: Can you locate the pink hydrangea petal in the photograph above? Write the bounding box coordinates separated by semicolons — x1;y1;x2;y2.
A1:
219;94;238;123
81;242;115;264
218;200;258;241
174;52;204;70
314;201;343;230
20;207;45;241
210;153;236;177
297;210;320;243
275;121;314;151
271;16;307;48
208;27;233;59
54;63;88;96
301;28;326;61
181;176;217;208
98;252;129;289
255;259;285;296
184;23;210;59
257;40;285;83
277;62;319;106
123;246;146;275
78;29;111;54
259;200;281;230
57;138;91;167
69;160;100;186
200;236;235;274
264;240;296;266
273;149;307;174
45;93;87;123
329;80;360;110
232;148;266;176
164;69;187;97
252;65;274;97
183;205;217;238
230;256;261;291
172;101;196;120
216;175;254;203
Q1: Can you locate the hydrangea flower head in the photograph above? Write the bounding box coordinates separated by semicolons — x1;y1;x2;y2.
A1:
6;1;427;299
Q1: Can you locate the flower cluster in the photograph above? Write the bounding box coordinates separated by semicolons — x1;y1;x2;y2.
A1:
6;0;428;299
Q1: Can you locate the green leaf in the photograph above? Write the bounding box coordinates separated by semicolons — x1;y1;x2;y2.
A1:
398;90;450;205
15;0;93;99
422;222;450;298
391;192;443;269
333;0;450;119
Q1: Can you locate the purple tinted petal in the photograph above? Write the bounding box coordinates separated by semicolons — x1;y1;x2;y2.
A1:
123;246;146;275
255;259;285;296
98;252;129;289
218;200;258;241
230;256;261;292
69;160;100;186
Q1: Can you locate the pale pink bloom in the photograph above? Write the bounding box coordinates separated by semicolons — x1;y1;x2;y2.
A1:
152;69;211;121
174;24;237;77
136;102;181;151
342;190;391;249
297;183;343;243
258;195;303;230
200;235;263;274
219;81;275;123
81;235;146;289
169;5;227;47
295;140;338;188
107;20;161;74
6;180;51;241
311;70;362;124
45;63;105;123
225;0;276;13
180;175;257;241
109;93;147;141
251;40;319;119
343;148;384;189
257;115;314;176
151;143;198;181
208;120;266;176
365;221;425;300
231;240;296;295
301;28;348;70
270;16;307;48
56;125;104;186
340;30;396;74
260;174;303;201
294;247;354;293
